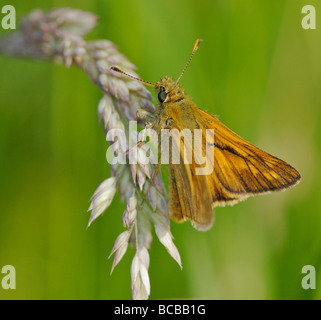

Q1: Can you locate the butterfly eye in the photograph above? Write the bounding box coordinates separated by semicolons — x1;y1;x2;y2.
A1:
158;88;167;103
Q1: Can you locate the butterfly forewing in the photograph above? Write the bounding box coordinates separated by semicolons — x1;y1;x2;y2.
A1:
194;108;301;204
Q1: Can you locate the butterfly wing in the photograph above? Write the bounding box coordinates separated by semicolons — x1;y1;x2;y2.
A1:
194;108;301;206
167;128;214;231
159;101;300;231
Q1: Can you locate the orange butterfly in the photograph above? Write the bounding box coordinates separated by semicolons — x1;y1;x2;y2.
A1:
111;39;301;231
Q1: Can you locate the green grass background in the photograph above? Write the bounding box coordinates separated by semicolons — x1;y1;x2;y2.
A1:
0;0;320;300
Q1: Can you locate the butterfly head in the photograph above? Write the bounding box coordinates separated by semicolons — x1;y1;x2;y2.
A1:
155;77;184;104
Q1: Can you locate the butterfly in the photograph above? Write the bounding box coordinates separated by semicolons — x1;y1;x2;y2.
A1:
111;39;301;231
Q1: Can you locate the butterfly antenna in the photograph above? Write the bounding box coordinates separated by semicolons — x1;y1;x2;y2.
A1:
177;39;203;83
110;66;156;87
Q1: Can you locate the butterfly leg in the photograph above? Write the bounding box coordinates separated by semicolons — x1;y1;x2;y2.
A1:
141;157;162;205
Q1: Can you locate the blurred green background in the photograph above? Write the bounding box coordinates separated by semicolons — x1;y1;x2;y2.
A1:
0;0;320;300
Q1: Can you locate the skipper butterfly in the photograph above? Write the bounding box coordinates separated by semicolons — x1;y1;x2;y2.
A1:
111;39;301;231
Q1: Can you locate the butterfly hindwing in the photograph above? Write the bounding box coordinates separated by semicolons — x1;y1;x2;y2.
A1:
167;126;214;231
